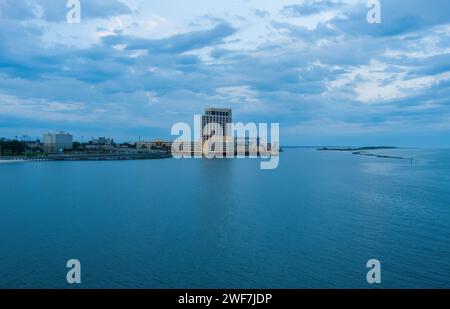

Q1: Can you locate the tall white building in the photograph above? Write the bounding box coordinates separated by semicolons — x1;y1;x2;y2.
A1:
201;108;232;141
201;108;233;155
43;131;73;153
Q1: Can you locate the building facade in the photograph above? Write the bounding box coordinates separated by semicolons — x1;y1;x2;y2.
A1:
200;108;233;155
91;137;114;145
136;140;173;151
43;131;73;153
201;108;232;141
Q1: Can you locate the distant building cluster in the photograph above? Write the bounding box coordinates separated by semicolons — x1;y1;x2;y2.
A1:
173;107;275;157
136;140;173;151
1;107;277;158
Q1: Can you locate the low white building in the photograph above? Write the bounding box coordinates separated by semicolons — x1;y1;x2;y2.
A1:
136;140;173;151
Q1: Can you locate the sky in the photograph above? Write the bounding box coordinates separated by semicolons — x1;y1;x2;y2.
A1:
0;0;450;147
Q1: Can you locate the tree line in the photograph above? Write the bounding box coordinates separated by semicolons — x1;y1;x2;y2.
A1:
0;139;27;156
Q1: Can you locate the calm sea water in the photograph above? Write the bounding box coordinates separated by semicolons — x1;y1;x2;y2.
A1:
0;148;449;288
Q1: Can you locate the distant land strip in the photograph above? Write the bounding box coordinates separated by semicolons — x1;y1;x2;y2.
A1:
317;146;410;160
317;146;397;151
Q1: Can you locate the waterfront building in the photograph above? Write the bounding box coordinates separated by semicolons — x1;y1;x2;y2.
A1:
234;137;260;156
86;137;115;152
91;137;114;145
201;108;232;141
43;131;73;153
136;140;173;151
201;108;232;155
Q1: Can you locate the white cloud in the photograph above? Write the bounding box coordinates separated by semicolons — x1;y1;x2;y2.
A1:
328;60;450;103
214;85;259;103
0;93;88;122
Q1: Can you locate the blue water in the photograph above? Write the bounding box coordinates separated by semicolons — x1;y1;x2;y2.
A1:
0;148;449;288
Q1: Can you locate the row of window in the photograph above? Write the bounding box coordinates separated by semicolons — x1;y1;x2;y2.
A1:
206;111;230;116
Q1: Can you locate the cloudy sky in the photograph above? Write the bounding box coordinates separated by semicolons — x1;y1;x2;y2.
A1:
0;0;449;146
